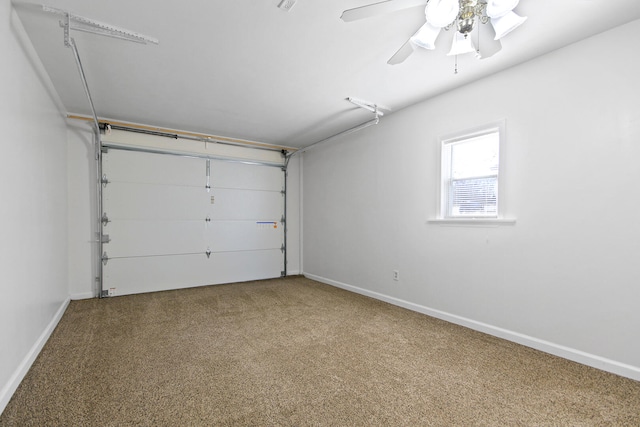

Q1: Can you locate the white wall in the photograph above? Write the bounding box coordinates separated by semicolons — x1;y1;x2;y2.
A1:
303;20;640;379
0;2;70;412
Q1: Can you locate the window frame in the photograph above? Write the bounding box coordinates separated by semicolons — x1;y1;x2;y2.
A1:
431;120;515;225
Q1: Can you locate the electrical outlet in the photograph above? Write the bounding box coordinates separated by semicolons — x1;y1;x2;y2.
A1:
108;288;116;297
393;270;399;281
277;0;297;11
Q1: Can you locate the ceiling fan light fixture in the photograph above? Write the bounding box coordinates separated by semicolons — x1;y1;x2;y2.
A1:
447;31;476;56
457;0;478;34
425;0;460;28
340;0;528;67
490;11;527;40
410;23;442;50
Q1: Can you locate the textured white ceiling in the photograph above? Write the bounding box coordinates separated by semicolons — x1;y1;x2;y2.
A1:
13;0;640;148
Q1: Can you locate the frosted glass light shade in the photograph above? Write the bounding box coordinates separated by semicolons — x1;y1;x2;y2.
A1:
486;0;520;18
410;23;442;50
490;11;527;39
425;0;460;28
447;32;476;56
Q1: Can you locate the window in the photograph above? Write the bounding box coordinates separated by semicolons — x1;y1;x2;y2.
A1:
440;123;502;219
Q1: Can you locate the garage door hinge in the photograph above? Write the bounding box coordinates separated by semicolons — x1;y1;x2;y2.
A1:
101;146;109;154
281;215;286;224
101;174;110;187
205;216;211;222
205;247;212;258
101;252;109;265
281;244;285;253
100;289;110;297
101;234;110;244
101;212;110;227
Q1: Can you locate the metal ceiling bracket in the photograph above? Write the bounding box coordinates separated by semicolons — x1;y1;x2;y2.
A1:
291;98;384;156
347;97;388;117
43;5;159;45
63;13;71;47
57;14;100;133
277;0;297;12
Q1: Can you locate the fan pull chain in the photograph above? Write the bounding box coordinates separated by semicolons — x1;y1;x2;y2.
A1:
476;23;482;58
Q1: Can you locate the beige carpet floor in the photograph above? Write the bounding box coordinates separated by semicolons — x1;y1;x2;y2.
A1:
2;276;639;426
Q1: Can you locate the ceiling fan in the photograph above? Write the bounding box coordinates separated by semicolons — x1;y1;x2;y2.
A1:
341;0;527;66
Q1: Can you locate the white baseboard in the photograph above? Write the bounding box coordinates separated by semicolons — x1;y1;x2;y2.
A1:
304;273;640;382
70;292;95;300
0;297;70;415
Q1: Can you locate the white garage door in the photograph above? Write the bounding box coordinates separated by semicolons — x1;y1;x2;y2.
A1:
101;148;285;296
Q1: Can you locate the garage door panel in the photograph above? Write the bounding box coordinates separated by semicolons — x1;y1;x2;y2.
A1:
210;250;284;283
103;250;283;296
101;148;285;296
104;150;207;187
106;220;282;257
211;160;284;191
104;254;214;296
105;182;209;220
105;220;207;257
210;189;282;220
206;221;283;252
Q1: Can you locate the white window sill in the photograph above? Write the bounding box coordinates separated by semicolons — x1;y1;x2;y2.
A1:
428;218;516;226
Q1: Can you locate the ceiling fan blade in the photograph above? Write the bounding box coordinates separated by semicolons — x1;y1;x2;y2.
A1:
477;23;502;59
387;39;416;65
341;0;427;22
